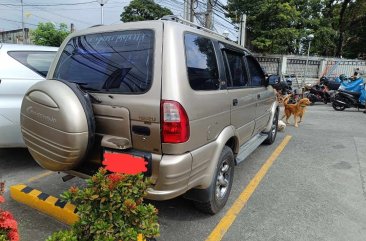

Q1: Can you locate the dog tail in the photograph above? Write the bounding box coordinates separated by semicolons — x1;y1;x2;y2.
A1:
283;94;292;106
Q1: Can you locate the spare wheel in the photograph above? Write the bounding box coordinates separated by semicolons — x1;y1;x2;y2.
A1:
20;80;95;171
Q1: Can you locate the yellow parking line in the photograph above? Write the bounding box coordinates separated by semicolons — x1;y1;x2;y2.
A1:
27;171;53;183
206;135;292;241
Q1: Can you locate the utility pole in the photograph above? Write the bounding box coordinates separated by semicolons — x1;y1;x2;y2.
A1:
183;0;187;20
184;0;195;22
21;0;25;44
238;14;246;47
205;0;213;29
184;0;190;21
97;0;109;25
189;0;195;22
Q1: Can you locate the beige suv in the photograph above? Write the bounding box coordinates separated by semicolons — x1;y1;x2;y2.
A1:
20;16;279;214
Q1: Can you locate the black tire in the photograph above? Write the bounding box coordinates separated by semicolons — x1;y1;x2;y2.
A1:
332;95;346;111
308;94;316;105
194;146;234;215
263;109;279;145
332;101;346;111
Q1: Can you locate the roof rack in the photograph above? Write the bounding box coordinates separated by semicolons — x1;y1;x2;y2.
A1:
160;15;225;39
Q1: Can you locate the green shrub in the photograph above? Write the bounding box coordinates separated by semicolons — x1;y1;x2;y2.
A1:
46;230;77;241
47;168;159;241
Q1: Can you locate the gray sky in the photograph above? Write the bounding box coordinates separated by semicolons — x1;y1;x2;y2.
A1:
0;0;237;40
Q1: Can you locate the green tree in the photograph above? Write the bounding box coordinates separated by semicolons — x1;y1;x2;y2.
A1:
227;0;306;54
120;0;172;22
336;0;366;58
30;22;70;47
226;0;366;57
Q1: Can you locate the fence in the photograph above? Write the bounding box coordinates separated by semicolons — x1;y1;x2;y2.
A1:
254;54;366;85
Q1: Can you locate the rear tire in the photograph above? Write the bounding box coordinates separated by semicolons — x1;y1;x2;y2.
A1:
194;146;234;215
332;95;346;111
332;102;346;111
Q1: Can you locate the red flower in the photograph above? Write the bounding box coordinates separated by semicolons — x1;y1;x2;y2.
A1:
0;183;19;241
0;211;14;220
8;230;20;241
108;173;125;183
107;173;126;190
69;186;79;194
0;219;17;230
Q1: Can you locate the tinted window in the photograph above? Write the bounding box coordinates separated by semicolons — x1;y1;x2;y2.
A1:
53;30;154;94
246;56;265;87
225;51;248;87
185;33;219;90
8;51;56;77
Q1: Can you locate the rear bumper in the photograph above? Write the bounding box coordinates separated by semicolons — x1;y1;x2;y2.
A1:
146;152;193;200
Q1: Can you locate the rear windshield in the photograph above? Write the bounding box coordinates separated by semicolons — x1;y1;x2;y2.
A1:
53;30;154;94
8;51;56;77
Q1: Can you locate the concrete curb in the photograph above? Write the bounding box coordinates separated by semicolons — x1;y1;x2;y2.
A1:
10;184;78;225
10;184;150;240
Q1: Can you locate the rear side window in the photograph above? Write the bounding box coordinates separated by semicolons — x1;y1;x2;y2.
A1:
8;51;56;77
224;51;248;87
53;30;154;94
184;33;219;91
246;56;265;87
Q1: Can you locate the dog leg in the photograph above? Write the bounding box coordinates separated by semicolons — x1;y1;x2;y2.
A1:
298;113;303;123
294;115;298;127
285;115;290;124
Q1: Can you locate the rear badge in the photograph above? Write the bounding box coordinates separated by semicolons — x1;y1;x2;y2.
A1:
103;152;147;175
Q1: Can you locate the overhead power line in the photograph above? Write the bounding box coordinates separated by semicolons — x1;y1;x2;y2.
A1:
0;1;97;7
0;16;38;27
22;0;94;26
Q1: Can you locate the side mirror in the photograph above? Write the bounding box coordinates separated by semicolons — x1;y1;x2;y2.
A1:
267;75;280;86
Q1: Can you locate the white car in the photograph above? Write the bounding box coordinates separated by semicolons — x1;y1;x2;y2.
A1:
0;43;58;147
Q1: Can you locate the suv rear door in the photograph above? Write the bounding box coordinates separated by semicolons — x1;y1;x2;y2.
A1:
50;22;163;154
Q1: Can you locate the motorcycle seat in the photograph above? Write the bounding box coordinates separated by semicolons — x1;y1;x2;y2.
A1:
339;89;361;98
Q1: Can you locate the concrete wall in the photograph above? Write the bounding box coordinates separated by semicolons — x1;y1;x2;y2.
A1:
0;28;31;44
254;54;366;85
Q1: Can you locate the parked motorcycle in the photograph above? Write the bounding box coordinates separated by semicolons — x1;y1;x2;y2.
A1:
305;84;331;104
332;78;366;111
320;76;341;90
272;80;299;104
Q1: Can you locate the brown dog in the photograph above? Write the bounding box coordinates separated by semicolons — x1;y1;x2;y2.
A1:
282;95;311;127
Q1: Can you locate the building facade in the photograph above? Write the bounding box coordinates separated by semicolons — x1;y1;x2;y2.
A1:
0;28;31;44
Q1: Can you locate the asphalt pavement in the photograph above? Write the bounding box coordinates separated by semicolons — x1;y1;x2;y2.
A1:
1;103;366;241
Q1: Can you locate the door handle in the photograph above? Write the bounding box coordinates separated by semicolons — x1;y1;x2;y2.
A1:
257;94;261;99
132;125;150;136
233;99;238;106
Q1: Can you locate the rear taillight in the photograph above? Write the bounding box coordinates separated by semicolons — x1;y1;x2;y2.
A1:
161;100;190;143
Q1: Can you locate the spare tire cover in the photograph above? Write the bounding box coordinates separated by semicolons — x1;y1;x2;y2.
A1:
20;80;95;171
